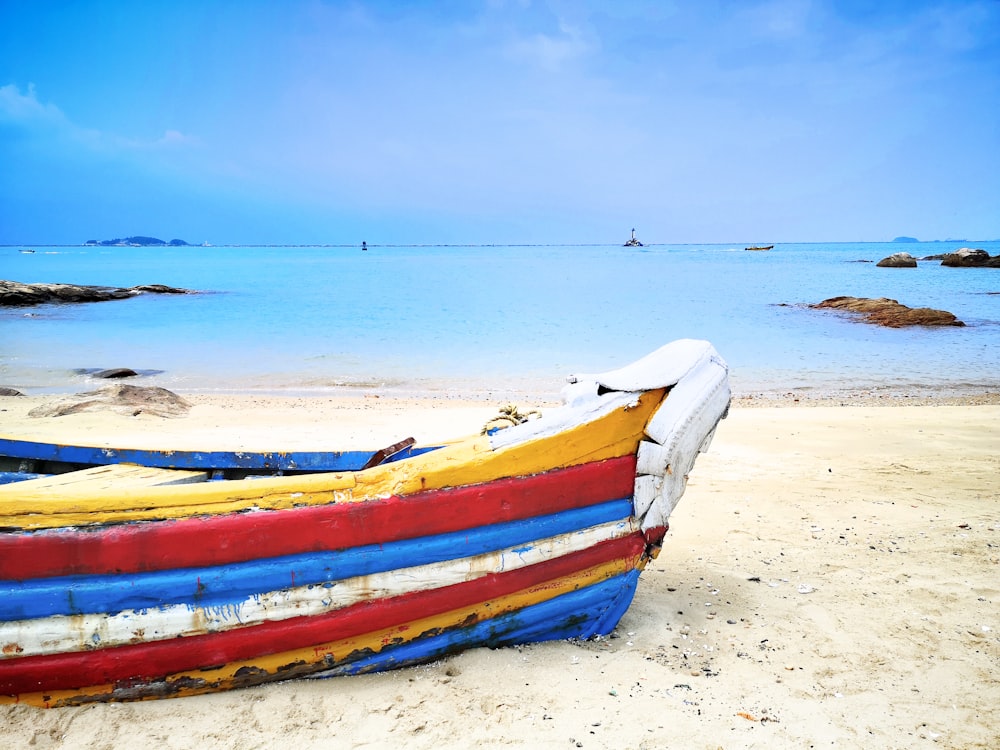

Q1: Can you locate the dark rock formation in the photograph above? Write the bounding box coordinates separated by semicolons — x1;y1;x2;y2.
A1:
0;387;25;397
876;252;917;268
811;297;965;328
131;284;189;294
27;384;192;418
92;368;139;379
73;367;165;379
941;248;1000;267
0;280;192;307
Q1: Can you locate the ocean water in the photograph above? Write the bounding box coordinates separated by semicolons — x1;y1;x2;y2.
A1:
2;242;998;400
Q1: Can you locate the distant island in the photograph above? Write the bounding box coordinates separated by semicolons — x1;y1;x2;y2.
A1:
891;236;976;244
84;236;190;247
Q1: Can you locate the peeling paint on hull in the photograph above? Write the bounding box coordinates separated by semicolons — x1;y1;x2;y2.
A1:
0;340;730;706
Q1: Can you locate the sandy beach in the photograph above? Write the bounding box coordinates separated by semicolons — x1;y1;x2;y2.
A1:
1;391;998;749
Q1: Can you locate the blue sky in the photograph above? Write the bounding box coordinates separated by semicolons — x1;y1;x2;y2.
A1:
1;0;998;245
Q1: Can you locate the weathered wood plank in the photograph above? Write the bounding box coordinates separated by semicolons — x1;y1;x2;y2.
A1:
2;500;634;621
2;518;636;657
0;537;645;700
0;464;209;492
0;458;636;579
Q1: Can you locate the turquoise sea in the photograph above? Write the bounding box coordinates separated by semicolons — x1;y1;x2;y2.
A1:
2;242;998;400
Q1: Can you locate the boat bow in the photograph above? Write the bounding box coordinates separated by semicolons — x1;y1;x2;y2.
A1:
491;339;731;551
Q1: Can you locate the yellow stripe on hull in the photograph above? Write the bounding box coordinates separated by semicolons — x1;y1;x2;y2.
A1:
7;556;637;707
0;391;663;530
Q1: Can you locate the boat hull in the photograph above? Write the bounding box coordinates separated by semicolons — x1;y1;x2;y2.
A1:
0;340;730;706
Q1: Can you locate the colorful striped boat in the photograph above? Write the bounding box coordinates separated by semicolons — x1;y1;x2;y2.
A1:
0;339;729;707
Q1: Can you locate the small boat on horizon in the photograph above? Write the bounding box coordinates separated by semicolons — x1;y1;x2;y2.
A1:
745;245;774;251
0;340;730;706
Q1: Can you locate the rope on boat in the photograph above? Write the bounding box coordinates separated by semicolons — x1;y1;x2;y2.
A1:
481;404;542;435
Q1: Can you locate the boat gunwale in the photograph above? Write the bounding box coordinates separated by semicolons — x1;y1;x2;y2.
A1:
0;455;638;579
0;389;662;529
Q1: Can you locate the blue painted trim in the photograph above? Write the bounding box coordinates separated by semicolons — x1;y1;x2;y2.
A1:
0;471;44;485
0;499;634;621
0;436;438;473
316;571;642;676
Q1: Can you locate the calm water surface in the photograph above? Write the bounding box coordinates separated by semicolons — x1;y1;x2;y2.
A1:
2;242;998;399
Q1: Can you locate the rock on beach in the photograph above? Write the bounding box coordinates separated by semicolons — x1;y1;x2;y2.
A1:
26;384;192;418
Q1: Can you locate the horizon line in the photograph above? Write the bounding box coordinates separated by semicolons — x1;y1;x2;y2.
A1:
3;238;995;248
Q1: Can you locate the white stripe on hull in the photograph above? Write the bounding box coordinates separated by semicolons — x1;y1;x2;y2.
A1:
2;519;636;659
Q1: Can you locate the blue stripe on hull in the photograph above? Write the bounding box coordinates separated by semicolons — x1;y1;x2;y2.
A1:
317;571;642;677
1;499;634;620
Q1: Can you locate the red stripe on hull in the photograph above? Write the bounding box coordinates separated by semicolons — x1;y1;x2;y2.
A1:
0;533;646;695
0;457;636;579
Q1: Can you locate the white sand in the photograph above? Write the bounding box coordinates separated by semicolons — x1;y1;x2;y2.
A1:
1;394;998;748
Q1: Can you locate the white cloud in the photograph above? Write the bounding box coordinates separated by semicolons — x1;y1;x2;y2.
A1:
0;83;68;126
742;0;815;40
918;1;999;53
156;129;199;146
0;82;199;154
505;20;593;70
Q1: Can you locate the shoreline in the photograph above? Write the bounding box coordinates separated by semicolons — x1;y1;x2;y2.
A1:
5;352;999;408
2;389;1000;454
2;388;1000;447
4;374;1000;403
1;393;998;747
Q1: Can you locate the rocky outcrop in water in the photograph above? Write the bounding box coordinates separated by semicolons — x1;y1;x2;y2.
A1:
876;252;918;268
811;297;965;328
940;248;1000;268
92;368;140;379
0;280;192;306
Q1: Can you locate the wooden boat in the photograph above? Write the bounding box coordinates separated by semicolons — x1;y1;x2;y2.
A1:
0;339;730;707
745;245;774;251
